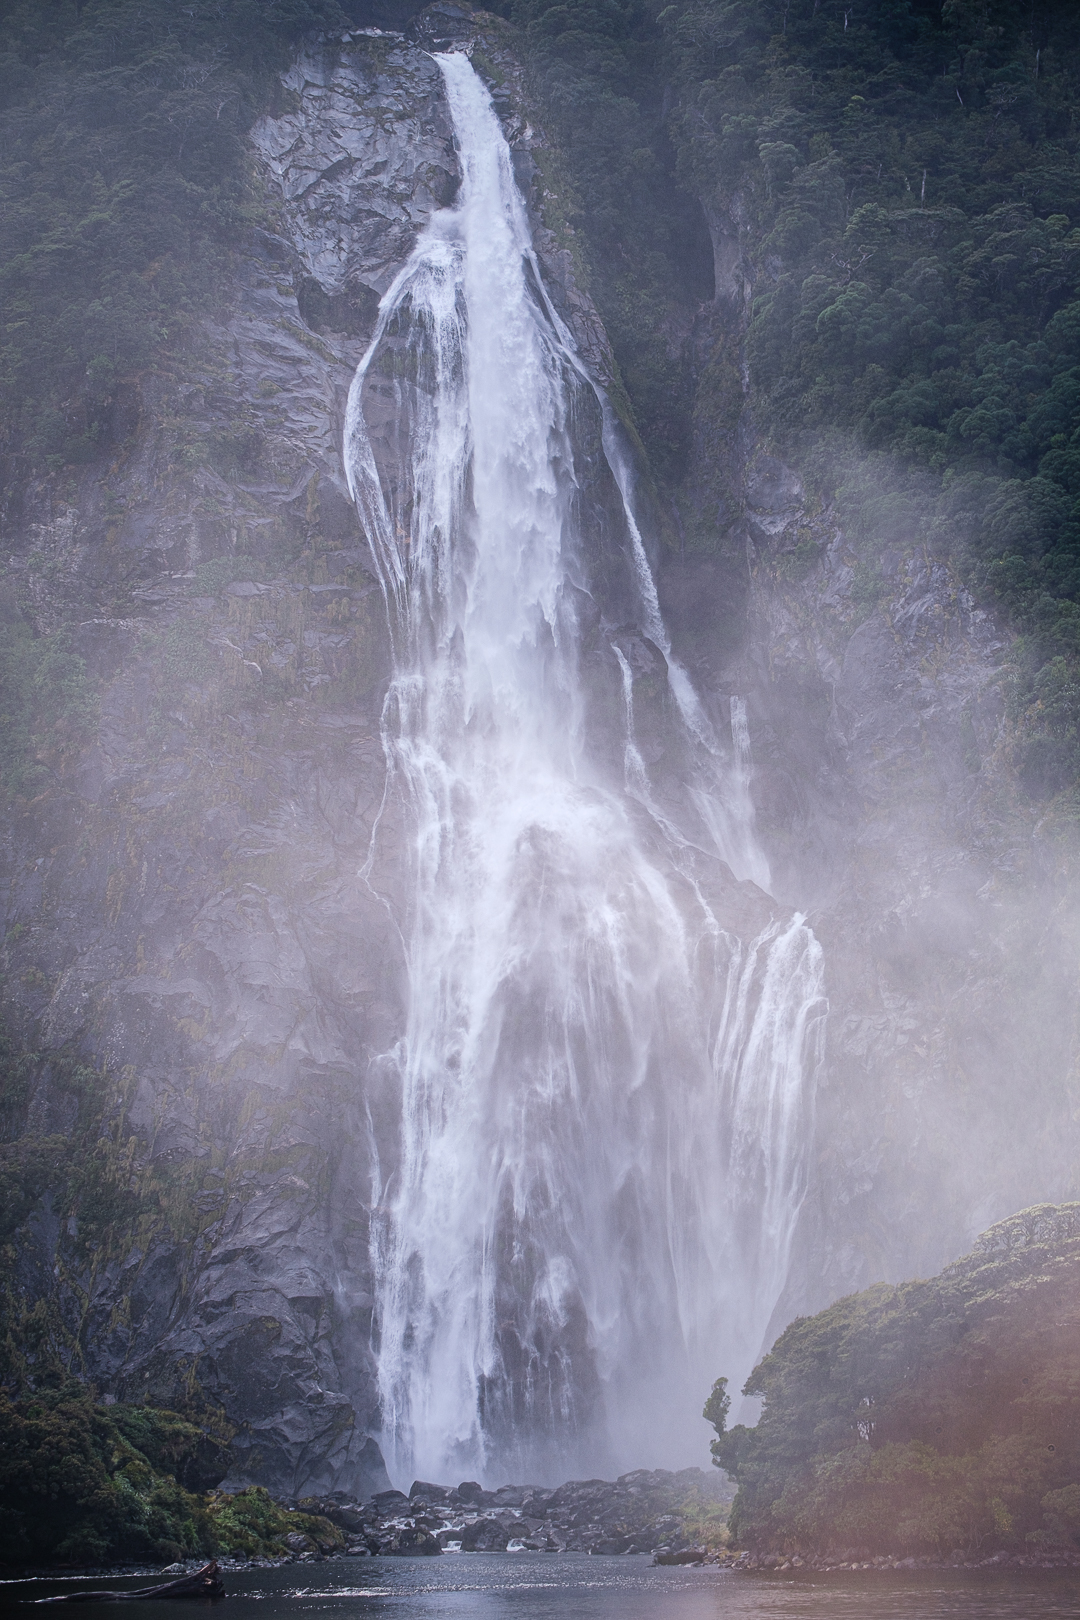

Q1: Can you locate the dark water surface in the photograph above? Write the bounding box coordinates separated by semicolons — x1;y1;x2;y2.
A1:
7;1555;1080;1618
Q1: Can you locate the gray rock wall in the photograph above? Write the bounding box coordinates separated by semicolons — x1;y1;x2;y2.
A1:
2;26;466;1500
1;11;645;1498
5;8;1080;1497
661;204;1080;1337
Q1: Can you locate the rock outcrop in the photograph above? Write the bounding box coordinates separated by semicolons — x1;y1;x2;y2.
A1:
292;1466;728;1558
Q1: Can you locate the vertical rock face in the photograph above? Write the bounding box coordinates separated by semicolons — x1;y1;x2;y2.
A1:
6;10;1080;1498
3;28;470;1500
745;511;1080;1321
2;14;650;1499
661;201;1080;1332
250;37;459;300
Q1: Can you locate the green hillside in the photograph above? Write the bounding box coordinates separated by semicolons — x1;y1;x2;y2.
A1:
0;1382;347;1567
706;1203;1080;1556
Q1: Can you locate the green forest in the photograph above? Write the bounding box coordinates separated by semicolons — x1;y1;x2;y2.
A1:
706;1203;1080;1556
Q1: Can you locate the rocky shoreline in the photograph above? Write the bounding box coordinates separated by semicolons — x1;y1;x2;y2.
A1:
288;1467;729;1559
731;1551;1080;1573
15;1464;1080;1580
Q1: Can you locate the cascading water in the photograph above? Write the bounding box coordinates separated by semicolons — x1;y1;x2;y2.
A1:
344;50;827;1486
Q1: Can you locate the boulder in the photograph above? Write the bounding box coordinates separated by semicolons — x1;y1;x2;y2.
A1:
372;1489;410;1512
461;1517;511;1552
379;1525;443;1557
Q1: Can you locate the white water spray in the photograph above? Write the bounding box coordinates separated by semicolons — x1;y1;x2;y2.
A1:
344;52;826;1485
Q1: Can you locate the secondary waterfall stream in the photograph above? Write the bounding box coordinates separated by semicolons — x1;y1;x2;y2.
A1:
344;51;827;1487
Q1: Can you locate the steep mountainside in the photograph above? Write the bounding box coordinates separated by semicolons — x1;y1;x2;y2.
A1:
2;20;462;1498
0;6;667;1495
0;0;1078;1494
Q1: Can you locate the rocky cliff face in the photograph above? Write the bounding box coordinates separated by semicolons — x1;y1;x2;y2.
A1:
746;509;1080;1319
1;10;642;1498
4;24;468;1500
661;187;1080;1329
4;6;1080;1497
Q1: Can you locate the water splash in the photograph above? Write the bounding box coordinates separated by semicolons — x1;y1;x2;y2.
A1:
344;51;826;1485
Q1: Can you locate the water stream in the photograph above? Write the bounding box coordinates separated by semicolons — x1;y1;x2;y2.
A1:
343;52;827;1487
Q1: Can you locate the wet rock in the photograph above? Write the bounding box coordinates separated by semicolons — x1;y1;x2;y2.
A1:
491;1485;529;1508
295;1498;371;1535
376;1523;443;1556
372;1489;411;1513
345;1466;729;1560
461;1518;511;1552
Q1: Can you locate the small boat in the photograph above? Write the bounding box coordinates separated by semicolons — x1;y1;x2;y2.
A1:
36;1560;225;1602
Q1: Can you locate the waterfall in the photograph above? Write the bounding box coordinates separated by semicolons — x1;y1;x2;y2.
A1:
344;51;826;1486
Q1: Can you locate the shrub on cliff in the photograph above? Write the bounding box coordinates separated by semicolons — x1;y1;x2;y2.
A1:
706;1202;1080;1556
206;1486;345;1561
0;1385;222;1566
0;1383;344;1568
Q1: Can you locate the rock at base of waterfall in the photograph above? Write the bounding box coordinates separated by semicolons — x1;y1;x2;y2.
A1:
303;1464;731;1560
460;1518;511;1552
379;1524;443;1556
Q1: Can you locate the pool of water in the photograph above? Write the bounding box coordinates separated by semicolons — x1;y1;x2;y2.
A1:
8;1554;1080;1618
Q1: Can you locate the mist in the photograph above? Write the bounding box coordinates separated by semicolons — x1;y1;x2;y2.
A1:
1;0;1079;1582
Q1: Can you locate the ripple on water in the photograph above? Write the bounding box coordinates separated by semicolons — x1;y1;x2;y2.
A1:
7;1555;1080;1619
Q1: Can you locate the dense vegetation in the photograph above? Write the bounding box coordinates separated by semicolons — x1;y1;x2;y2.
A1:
0;1382;344;1567
0;1012;343;1567
655;0;1080;795
0;1029;156;1391
0;1019;246;1417
706;1203;1080;1556
0;1018;354;1572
